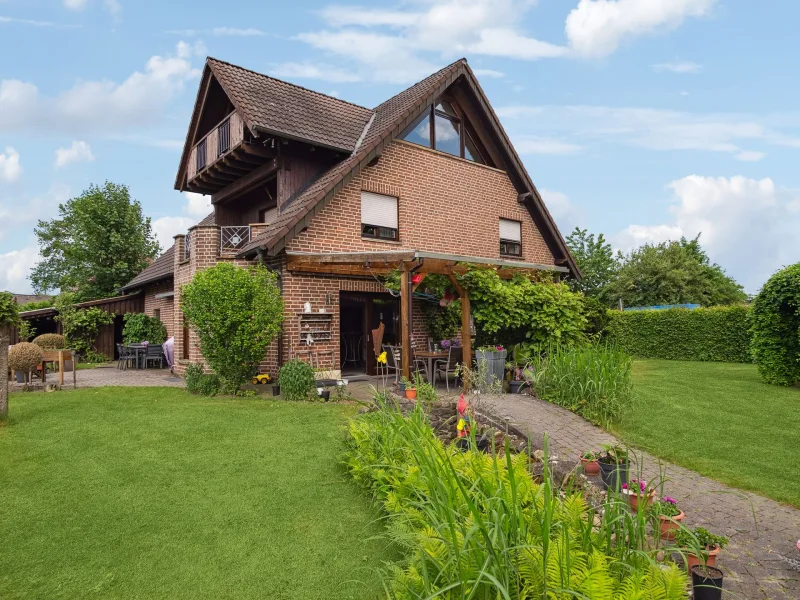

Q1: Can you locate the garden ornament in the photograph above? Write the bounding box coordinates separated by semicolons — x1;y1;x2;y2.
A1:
456;393;473;438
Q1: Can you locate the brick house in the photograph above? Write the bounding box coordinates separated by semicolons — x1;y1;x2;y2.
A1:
122;57;579;378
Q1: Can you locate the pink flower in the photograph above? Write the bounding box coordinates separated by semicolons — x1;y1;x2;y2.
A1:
663;496;677;505
621;483;628;490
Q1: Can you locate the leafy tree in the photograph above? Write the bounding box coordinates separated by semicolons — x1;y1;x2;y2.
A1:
565;228;618;305
0;292;20;423
749;263;800;385
31;182;160;301
122;313;167;345
608;236;746;308
181;263;284;395
54;293;115;362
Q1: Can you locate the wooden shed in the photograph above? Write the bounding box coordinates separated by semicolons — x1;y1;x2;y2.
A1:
12;293;144;359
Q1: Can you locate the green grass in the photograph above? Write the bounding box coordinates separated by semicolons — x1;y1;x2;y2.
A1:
614;360;800;508
0;389;395;599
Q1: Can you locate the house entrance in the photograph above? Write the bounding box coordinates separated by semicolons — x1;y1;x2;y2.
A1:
339;292;399;376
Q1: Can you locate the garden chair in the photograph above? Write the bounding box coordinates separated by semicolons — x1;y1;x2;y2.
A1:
117;344;135;370
434;347;462;392
412;348;429;381
144;344;164;369
382;344;401;383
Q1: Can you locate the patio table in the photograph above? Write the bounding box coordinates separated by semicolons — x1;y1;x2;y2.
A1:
126;344;148;369
414;350;448;382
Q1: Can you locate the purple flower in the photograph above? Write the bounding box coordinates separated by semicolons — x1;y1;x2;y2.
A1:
621;483;628;490
441;339;451;349
663;496;677;505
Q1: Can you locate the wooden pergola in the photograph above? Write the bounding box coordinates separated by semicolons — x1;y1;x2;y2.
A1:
285;250;570;379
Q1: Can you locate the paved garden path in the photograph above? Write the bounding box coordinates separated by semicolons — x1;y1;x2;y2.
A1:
10;365;185;391
481;394;800;600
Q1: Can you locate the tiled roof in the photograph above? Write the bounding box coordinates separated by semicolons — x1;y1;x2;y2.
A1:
207;58;374;152
121;245;175;291
237;59;468;256
196;211;216;227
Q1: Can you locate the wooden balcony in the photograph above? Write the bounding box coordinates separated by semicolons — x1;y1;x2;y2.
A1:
186;112;275;195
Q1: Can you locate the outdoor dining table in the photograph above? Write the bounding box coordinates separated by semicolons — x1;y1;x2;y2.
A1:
126;344;148;369
415;350;448;381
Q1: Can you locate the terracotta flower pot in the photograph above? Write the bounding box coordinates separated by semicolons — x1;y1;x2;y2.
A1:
658;511;685;541
580;458;600;476
686;545;721;571
626;488;656;511
405;388;417;400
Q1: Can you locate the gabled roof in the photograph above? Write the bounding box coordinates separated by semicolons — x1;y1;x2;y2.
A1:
121;245;175;291
235;58;580;279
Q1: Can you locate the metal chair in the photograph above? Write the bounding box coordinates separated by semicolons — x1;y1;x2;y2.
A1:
412;348;429;381
434;347;463;392
144;344;164;369
382;344;401;383
117;344;135;370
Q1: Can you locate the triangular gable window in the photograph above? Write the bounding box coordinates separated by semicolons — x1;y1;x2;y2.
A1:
400;97;492;166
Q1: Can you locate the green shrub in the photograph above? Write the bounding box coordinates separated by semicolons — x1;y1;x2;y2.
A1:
749;263;800;385
527;343;633;427
344;402;689;598
606;305;751;363
278;359;316;401
184;363;220;396
32;333;67;349
54;293;115;359
17;321;36;342
8;342;45;373
181;263;283;395
122;313;167;345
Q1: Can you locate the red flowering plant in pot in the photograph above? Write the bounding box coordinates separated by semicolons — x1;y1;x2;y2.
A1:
651;496;685;541
621;478;656;511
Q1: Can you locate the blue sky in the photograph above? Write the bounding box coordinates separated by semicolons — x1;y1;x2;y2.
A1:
1;0;798;294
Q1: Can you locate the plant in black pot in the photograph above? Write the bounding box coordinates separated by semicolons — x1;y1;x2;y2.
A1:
597;444;629;491
506;344;533;394
398;376;409;394
675;526;728;571
689;564;724;600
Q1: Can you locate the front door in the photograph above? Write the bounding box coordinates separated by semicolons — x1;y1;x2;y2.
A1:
339;292;399;375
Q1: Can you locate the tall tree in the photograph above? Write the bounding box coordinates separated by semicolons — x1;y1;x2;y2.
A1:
608;236;746;308
31;182;160;301
0;292;20;424
565;227;618;305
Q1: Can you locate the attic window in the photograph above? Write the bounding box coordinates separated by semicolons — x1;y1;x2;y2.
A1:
400;97;489;165
361;192;398;241
499;218;522;257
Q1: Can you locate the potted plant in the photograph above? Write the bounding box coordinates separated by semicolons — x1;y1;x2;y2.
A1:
690;565;724;600
652;496;685;541
405;382;417;400
507;344;532;394
597;444;629;491
317;387;331;402
676;526;728;570
398;376;409;394
580;451;601;475
622;478;656;511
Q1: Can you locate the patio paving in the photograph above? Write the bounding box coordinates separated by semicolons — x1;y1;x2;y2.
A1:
480;393;800;599
9;365;185;391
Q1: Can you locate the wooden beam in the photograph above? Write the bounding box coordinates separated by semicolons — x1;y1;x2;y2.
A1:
212;158;278;204
239;142;276;159
400;262;412;380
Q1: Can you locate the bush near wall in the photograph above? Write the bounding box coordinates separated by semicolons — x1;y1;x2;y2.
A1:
606;305;751;363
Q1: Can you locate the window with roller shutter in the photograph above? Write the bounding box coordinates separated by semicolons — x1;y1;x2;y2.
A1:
361;191;399;241
499;218;522;257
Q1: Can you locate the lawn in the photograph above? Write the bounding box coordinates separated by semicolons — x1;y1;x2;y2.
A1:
0;389;395;599
615;359;800;507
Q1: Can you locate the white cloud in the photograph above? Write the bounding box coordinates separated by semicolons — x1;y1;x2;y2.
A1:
472;68;505;78
514;136;585;155
0;15;77;28
734;150;765;162
318;6;420;27
182;192;211;219
54;140;95;168
63;0;88;9
652;61;703;74
565;0;717;58
467;28;568;60
0;245;40;294
0;146;21;182
0;184;70;242
271;62;362;83
0;43;200;135
540;188;582;233
166;27;264;37
497;104;793;160
615;175;800;293
152;216;196;251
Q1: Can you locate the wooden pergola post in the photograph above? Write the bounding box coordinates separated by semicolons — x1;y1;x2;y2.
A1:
400;262;412;380
447;274;472;378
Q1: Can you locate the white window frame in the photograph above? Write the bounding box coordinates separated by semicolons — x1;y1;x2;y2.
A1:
361;191;399;241
499;218;522;257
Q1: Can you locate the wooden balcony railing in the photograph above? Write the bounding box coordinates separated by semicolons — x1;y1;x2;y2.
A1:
187;112;244;183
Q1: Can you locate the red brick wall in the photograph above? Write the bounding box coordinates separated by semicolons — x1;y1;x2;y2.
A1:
287;140;555;264
143;279;175;337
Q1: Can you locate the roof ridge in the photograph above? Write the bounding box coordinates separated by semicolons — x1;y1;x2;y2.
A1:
371;57;468;111
206;56;373;112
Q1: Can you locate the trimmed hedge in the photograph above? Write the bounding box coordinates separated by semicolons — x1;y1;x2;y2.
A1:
606;305;752;363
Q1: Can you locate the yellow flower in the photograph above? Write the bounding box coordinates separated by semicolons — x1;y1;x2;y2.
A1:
377;351;387;365
457;418;466;432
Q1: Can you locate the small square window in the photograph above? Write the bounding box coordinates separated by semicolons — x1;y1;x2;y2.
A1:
499;218;522;257
361;191;399;242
